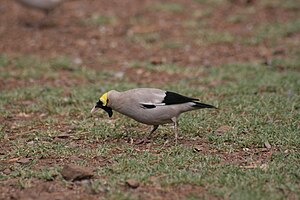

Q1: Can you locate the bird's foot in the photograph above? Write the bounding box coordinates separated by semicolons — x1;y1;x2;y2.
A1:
136;137;151;145
22;20;55;29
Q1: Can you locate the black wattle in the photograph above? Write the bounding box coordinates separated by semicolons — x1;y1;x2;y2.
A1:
102;106;113;117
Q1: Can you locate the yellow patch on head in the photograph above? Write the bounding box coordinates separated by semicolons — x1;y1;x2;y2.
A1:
100;92;108;106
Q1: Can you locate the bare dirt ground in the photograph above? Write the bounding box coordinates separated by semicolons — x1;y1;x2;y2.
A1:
1;0;291;67
0;0;299;199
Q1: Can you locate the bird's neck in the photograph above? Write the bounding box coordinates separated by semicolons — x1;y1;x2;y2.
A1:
107;90;121;110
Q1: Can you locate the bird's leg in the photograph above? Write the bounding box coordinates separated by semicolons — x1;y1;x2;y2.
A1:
171;117;178;144
38;10;53;28
148;125;159;140
137;125;159;144
174;122;178;144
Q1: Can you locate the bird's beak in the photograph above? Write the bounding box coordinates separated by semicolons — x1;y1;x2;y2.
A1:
91;106;98;113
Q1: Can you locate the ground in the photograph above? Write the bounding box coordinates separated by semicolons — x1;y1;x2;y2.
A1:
0;0;300;199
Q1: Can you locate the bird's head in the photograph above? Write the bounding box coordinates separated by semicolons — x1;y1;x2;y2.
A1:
91;92;113;117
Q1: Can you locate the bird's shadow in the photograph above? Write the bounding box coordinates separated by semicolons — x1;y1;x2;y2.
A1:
20;20;57;29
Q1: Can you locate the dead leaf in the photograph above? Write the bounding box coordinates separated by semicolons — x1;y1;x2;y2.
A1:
240;164;258;169
6;157;20;163
16;112;30;118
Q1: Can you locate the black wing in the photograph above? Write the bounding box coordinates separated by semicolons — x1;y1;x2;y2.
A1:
162;91;199;105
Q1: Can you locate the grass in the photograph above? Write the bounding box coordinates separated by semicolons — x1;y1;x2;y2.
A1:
127;32;161;48
149;2;184;13
200;30;235;44
127;61;205;76
1;0;300;198
188;28;235;44
0;52;299;199
244;19;300;45
82;15;118;26
261;0;300;9
193;0;225;6
162;40;185;49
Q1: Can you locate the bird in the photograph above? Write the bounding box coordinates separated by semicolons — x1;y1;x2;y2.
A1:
15;0;64;15
91;88;217;144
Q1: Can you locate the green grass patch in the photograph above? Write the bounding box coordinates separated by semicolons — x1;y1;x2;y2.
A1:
127;61;206;77
0;54;72;79
189;29;235;44
270;57;300;71
149;2;184;13
245;19;300;45
226;14;248;23
82;15;118;26
261;0;300;10
127;32;160;48
1;54;299;199
161;40;185;49
193;0;225;6
0;54;9;67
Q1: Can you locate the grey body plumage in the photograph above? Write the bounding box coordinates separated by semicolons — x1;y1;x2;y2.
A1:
91;88;216;143
15;0;64;14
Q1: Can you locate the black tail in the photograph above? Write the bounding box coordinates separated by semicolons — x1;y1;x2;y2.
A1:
192;102;217;109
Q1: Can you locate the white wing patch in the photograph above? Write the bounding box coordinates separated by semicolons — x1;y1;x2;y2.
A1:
140;102;166;106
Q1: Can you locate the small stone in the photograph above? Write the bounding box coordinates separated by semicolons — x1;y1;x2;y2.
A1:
75;179;91;185
273;48;285;55
284;149;289;153
243;148;250;152
215;125;232;135
193;145;203;152
114;71;124;79
27;141;35;145
136;69;144;75
150;57;164;65
148;176;157;183
264;141;271;149
56;133;70;139
73;57;82;65
76;39;88;47
17;158;31;164
260;163;268;172
16;112;30;118
126;179;140;189
3;168;11;175
61;164;93;182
